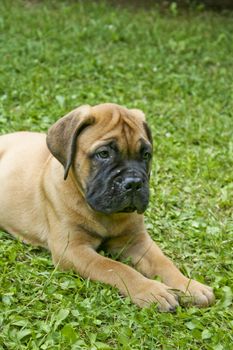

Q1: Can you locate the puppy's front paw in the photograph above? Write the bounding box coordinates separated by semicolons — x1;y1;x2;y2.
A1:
175;279;215;307
132;280;179;312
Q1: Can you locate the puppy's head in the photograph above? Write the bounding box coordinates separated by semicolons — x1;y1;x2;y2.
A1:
47;103;153;215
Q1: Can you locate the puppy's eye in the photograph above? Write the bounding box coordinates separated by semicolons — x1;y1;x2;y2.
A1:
143;151;151;161
96;150;110;159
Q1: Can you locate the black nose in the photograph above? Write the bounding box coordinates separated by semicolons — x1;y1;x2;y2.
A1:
123;177;143;191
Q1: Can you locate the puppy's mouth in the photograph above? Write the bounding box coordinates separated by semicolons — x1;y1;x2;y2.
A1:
119;205;137;213
118;205;146;214
86;176;149;215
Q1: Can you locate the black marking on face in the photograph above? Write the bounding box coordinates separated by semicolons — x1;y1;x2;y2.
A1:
143;122;153;146
85;138;152;215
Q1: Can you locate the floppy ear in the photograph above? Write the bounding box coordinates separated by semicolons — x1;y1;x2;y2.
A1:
130;108;153;145
143;122;153;145
46;105;94;180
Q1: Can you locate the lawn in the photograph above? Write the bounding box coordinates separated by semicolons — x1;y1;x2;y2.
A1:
0;1;233;349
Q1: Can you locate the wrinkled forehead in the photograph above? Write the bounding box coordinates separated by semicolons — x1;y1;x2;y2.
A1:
79;104;151;153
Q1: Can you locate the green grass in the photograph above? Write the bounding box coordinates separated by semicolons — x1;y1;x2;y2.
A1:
0;1;233;349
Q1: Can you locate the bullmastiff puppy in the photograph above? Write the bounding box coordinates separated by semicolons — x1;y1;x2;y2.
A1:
0;103;214;311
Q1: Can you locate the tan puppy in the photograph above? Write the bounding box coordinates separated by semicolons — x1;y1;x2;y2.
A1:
0;103;214;311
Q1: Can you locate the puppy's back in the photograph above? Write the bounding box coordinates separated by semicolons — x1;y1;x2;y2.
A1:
0;132;50;246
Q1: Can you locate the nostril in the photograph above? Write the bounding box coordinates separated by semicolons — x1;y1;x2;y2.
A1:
115;176;123;184
134;181;142;190
123;177;143;191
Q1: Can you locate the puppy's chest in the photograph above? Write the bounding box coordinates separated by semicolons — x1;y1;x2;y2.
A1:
77;213;142;250
82;220;133;254
83;219;125;239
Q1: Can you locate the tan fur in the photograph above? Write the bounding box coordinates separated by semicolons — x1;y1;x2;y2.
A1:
0;103;214;311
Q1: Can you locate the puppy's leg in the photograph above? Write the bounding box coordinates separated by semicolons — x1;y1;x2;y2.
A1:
48;231;178;311
106;232;215;307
